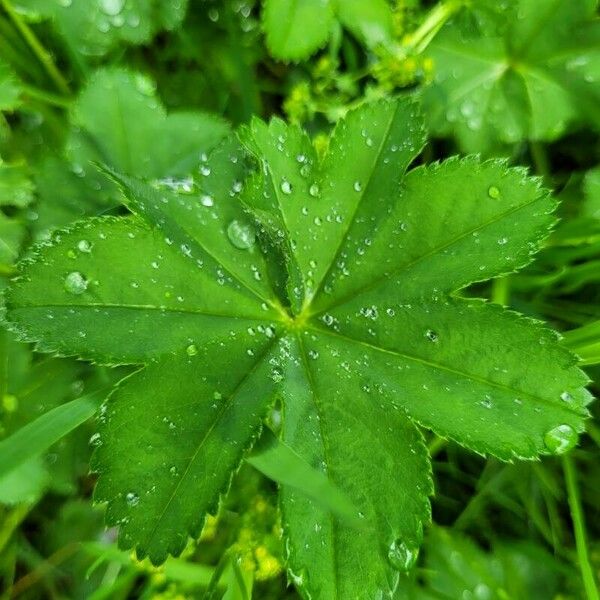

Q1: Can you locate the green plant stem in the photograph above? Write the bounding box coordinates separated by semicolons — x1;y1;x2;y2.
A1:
563;454;599;600
21;83;72;108
0;0;70;95
405;0;464;54
0;504;30;556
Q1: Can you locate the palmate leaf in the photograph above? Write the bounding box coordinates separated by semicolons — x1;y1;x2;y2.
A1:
2;97;592;598
423;0;600;153
262;0;394;61
15;0;187;57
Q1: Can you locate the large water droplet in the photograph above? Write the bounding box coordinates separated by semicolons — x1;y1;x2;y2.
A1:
100;0;124;16
64;271;88;295
125;492;140;507
89;432;102;447
227;220;256;250
560;391;573;403
77;239;92;253
544;424;577;455
425;329;439;342
387;539;418;571
280;179;293;195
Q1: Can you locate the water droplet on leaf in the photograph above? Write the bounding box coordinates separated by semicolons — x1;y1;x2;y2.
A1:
544;424;577;455
488;186;500;199
64;272;88;295
387;539;418;571
227;220;256;250
100;0;124;16
77;240;92;253
280;179;293;195
125;492;139;507
425;329;439;342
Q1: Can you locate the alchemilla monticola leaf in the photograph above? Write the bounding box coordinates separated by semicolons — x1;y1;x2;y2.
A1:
1;97;591;599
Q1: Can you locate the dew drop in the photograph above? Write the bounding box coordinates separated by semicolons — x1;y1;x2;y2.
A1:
488;185;501;199
200;195;214;207
353;181;363;192
560;391;573;403
186;344;198;357
309;183;320;197
280;179;293;195
387;539;418;571
125;492;139;507
425;329;439;342
100;0;124;16
227;220;256;250
64;271;88;295
544;424;577;455
77;239;92;253
89;433;102;447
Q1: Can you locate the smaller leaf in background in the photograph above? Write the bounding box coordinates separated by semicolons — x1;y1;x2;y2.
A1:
0;212;24;268
583;167;600;220
68;68;230;181
423;0;600;154
247;429;362;526
0;457;49;505
0;390;105;479
406;527;573;600
0;58;22;112
14;0;189;58
29;68;231;234
262;0;394;61
0;161;34;207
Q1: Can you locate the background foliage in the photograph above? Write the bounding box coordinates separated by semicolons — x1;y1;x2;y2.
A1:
0;0;599;598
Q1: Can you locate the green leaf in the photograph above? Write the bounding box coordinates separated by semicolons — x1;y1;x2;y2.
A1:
0;212;23;266
413;528;566;600
15;0;188;57
423;0;600;153
68;68;230;181
3;97;592;598
582;167;600;220
0;390;104;479
247;429;362;525
0;59;21;112
0;457;49;504
262;0;334;62
262;0;393;61
0;161;34;207
4;216;276;363
92;338;284;564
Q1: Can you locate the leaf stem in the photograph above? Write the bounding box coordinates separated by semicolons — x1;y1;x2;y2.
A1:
563;454;599;600
404;0;464;54
0;0;71;95
0;504;30;556
21;83;72;108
